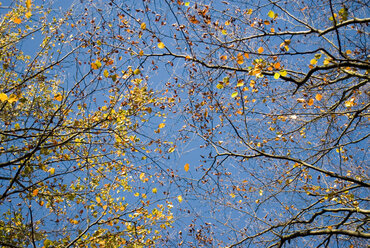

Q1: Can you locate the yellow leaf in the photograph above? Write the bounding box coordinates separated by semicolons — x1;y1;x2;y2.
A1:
70;219;79;225
184;163;189;172
236;80;244;87
257;47;264;54
250;80;256;88
230;193;236;198
274;72;280;79
315;94;322;101
140;22;146;30
177;195;183;203
133;68;141;75
25;11;32;19
259;189;263;196
103;69;109;77
158;123;165;129
152;188;157;194
216;83;224;89
96;196;101;204
310;59;317;65
221;29;227;35
168;147;175;153
268;10;276;19
7;94;18;103
26;0;31;9
0;93;8;101
48;167;55;175
280;70;287;76
158;42;165;49
140;172;145;180
231;92;238;98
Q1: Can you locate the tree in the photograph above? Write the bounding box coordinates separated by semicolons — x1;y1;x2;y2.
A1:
101;0;368;247
1;0;368;247
0;1;173;247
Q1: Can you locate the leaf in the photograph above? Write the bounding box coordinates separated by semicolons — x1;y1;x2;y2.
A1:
103;69;109;78
257;47;264;54
236;53;244;64
274;62;281;69
274;72;280;79
25;11;32;19
216;83;224;89
96;196;101;204
133;68;141;75
184;163;189;172
236;79;244;87
310;59;317;65
26;0;31;9
231;92;238;98
140;22;146;30
140;172;145;180
91;59;102;70
168;147;175;153
32;188;39;196
48;167;55;175
307;98;314;106
152;188;157;193
14;17;22;24
267;10;275;19
220;55;227;60
8;95;18;103
158;42;165;49
280;70;287;76
54;93;62;101
177;195;183;203
296;98;305;103
158;123;165;128
315;94;322;101
0;93;8;101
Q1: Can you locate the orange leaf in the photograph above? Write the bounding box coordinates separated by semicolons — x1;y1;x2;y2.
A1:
32;188;39;196
158;123;165;129
236;53;244;65
274;62;281;69
184;163;189;172
26;0;31;9
14;18;22;24
257;47;264;54
220;55;227;60
244;53;249;59
307;98;314;106
315;94;322;101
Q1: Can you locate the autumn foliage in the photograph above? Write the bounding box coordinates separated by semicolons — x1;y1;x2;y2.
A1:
0;0;369;247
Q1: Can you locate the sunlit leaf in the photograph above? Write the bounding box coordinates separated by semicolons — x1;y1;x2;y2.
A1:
315;94;322;101
231;92;238;98
280;70;287;76
140;22;146;30
0;93;8;101
274;72;280;79
257;47;264;54
96;196;101;204
158;123;165;128
184;163;189;172
158;42;165;49
26;0;31;9
177;195;183;203
236;53;244;64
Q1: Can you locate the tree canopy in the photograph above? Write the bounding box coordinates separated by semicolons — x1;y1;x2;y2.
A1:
0;0;368;247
